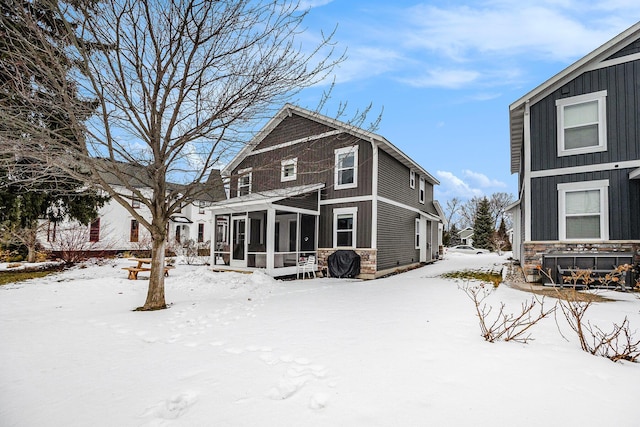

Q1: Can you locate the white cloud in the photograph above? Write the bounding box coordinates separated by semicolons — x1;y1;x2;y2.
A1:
398;68;480;89
462;169;507;188
402;2;634;62
435;170;483;199
299;0;334;10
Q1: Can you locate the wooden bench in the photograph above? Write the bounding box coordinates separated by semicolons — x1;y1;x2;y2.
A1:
122;265;175;280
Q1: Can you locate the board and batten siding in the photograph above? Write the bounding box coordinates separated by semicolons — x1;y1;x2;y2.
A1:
530;59;640;172
376;200;420;271
273;191;319;212
318;201;372;249
530;169;640;241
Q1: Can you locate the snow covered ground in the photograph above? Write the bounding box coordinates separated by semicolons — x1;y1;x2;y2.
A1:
1;252;639;426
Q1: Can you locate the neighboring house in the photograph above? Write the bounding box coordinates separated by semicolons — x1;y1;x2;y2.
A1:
458;227;474;246
208;104;443;278
41;166;226;254
508;22;640;281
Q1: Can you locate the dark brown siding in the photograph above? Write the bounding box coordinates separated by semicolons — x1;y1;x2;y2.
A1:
530;59;640;172
377;149;438;216
377;201;420;270
255;114;334;150
319;201;372;248
274;191;319;211
231;132;373;199
530;169;640;241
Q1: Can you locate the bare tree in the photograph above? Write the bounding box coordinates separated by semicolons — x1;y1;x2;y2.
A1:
1;0;342;310
444;197;462;231
458;193;515;230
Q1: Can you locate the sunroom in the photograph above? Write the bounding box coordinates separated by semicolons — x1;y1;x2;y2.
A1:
209;183;323;277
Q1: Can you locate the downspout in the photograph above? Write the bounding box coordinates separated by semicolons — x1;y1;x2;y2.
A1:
524;100;532;242
370;139;378;250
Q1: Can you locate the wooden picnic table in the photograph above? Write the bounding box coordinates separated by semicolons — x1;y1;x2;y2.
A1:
122;258;175;280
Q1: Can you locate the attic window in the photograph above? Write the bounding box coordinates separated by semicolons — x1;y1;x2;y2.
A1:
557;91;607;156
281;158;297;182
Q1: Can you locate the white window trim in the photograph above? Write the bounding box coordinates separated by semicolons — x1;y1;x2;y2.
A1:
333;207;357;248
237;167;252;197
281;158;298;182
415;218;420;249
334;146;358;190
419;177;425;204
556;90;607;157
557;179;609;241
410;170;415;189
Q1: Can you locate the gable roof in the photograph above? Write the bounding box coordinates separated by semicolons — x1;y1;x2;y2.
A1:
509;21;640;174
225;104;439;185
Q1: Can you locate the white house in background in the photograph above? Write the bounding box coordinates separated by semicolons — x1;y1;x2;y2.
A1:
458;227;474;246
40;167;226;254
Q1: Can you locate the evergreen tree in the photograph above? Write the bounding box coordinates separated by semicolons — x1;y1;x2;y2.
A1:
496;218;511;251
472;197;493;250
0;1;107;262
446;223;461;246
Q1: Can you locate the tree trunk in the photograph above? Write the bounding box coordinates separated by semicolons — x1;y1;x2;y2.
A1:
137;233;167;311
27;244;36;263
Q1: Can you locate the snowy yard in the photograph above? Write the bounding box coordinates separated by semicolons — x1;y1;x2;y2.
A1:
1;253;640;426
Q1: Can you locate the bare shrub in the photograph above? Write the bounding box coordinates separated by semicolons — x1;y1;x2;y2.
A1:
461;282;555;343
538;266;640;362
48;223;113;264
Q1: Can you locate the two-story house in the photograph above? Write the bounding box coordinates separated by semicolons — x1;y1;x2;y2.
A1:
208;104;443;278
41;166;226;254
508;22;640;282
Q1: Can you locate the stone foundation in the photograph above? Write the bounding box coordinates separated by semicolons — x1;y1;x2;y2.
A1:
317;248;377;279
522;241;640;282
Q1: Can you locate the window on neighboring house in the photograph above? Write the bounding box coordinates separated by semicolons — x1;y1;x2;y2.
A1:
333;207;357;248
237;168;252;196
198;223;205;243
558;180;609;240
281;158;297;182
556;90;607;156
415;218;420;249
419;177;425;204
89;218;100;242
334;146;358;189
198;201;206;214
130;219;139;242
131;193;140;208
410;170;415;189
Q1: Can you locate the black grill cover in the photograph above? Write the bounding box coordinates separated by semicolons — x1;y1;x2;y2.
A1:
327;250;361;278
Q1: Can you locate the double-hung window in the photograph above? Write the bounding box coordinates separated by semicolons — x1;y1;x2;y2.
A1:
410;170;415;188
415;219;420;249
334;146;358;189
237;168;252;196
558;180;609;240
556;91;607;156
419;177;425;204
334;207;357;248
281;158;297;182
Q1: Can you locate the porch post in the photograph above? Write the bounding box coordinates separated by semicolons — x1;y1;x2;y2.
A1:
266;208;275;274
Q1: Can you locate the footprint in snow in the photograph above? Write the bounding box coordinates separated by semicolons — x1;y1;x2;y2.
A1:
140;390;198;421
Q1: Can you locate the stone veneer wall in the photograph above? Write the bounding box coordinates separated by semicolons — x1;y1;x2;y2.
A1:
317;248;377;279
522;241;640;282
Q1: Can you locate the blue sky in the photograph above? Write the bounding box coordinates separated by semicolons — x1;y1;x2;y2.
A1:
290;0;639;204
